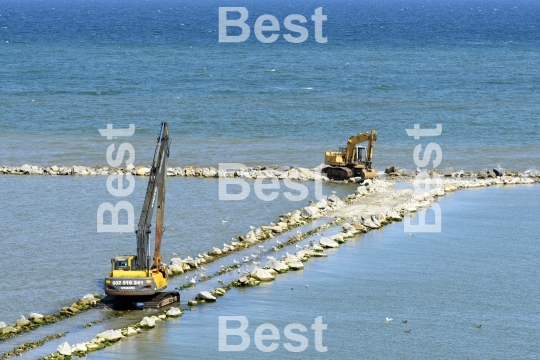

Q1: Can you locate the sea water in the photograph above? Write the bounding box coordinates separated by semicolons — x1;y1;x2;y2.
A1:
1;0;539;358
85;185;539;359
0;0;539;170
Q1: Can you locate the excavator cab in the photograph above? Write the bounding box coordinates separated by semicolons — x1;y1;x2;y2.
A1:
355;146;367;165
112;256;133;271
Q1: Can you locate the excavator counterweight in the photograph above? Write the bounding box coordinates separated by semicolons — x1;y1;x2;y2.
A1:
103;122;179;310
322;130;377;181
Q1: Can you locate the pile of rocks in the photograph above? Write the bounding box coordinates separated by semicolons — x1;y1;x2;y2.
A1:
167;194;346;280
42;308;183;359
384;166;540;180
59;294;100;316
0;164;332;181
0;294;99;340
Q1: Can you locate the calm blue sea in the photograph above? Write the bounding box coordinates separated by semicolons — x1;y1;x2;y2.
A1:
1;1;539;359
0;0;539;170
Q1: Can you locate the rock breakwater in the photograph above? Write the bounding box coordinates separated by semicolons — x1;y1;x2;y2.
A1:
2;163;539;184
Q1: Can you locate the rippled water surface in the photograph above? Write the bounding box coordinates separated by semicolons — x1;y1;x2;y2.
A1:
1;0;539;358
82;184;540;359
0;175;356;323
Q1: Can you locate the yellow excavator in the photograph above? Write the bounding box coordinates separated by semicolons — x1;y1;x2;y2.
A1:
322;130;377;181
104;122;179;309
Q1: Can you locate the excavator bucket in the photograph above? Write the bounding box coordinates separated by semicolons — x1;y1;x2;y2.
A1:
363;169;378;179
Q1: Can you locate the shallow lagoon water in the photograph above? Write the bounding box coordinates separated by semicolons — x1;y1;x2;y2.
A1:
77;184;540;360
0;175;356;324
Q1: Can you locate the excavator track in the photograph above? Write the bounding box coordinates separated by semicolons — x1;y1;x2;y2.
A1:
323;166;354;181
102;291;180;310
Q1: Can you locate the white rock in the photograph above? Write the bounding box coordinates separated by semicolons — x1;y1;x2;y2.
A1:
264;258;289;273
140;316;156;328
361;216;380;228
196;291;217;302
0;321;6;329
331;233;346;243
170;257;183;265
288;212;302;224
303;249;327;257
444;184;457;192
283;254;301;264
386;210;403;221
301;206;319;218
288;261;304;270
311;244;324;251
125;327;138;336
16;315;30;327
260;170;276;178
238;171;251;179
316;199;328;209
249;267;275;281
319;237;339;248
213;288;227;296
355;186;368;196
169;263;184;275
96;329;123;341
28;312;44;320
210;247;222;255
137;167;150;176
166;307;183;317
203;168;218;177
81;294;95;301
74;343;87;353
57;342;72;356
287;169;300;180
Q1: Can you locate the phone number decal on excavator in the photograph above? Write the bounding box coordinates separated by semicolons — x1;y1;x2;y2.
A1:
111;280;144;286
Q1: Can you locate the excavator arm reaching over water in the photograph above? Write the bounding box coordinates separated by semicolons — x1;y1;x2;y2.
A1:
104;122;179;309
135;122;170;273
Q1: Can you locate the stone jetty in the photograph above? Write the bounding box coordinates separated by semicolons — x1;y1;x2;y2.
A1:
3;167;539;359
1;164;539;186
0;163;330;180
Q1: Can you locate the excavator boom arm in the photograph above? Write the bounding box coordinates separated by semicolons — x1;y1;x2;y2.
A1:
344;130;377;165
366;130;376;166
135;122;171;272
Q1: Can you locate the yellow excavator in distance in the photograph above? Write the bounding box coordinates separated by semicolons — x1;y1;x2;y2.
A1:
103;122;179;310
322;130;377;181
